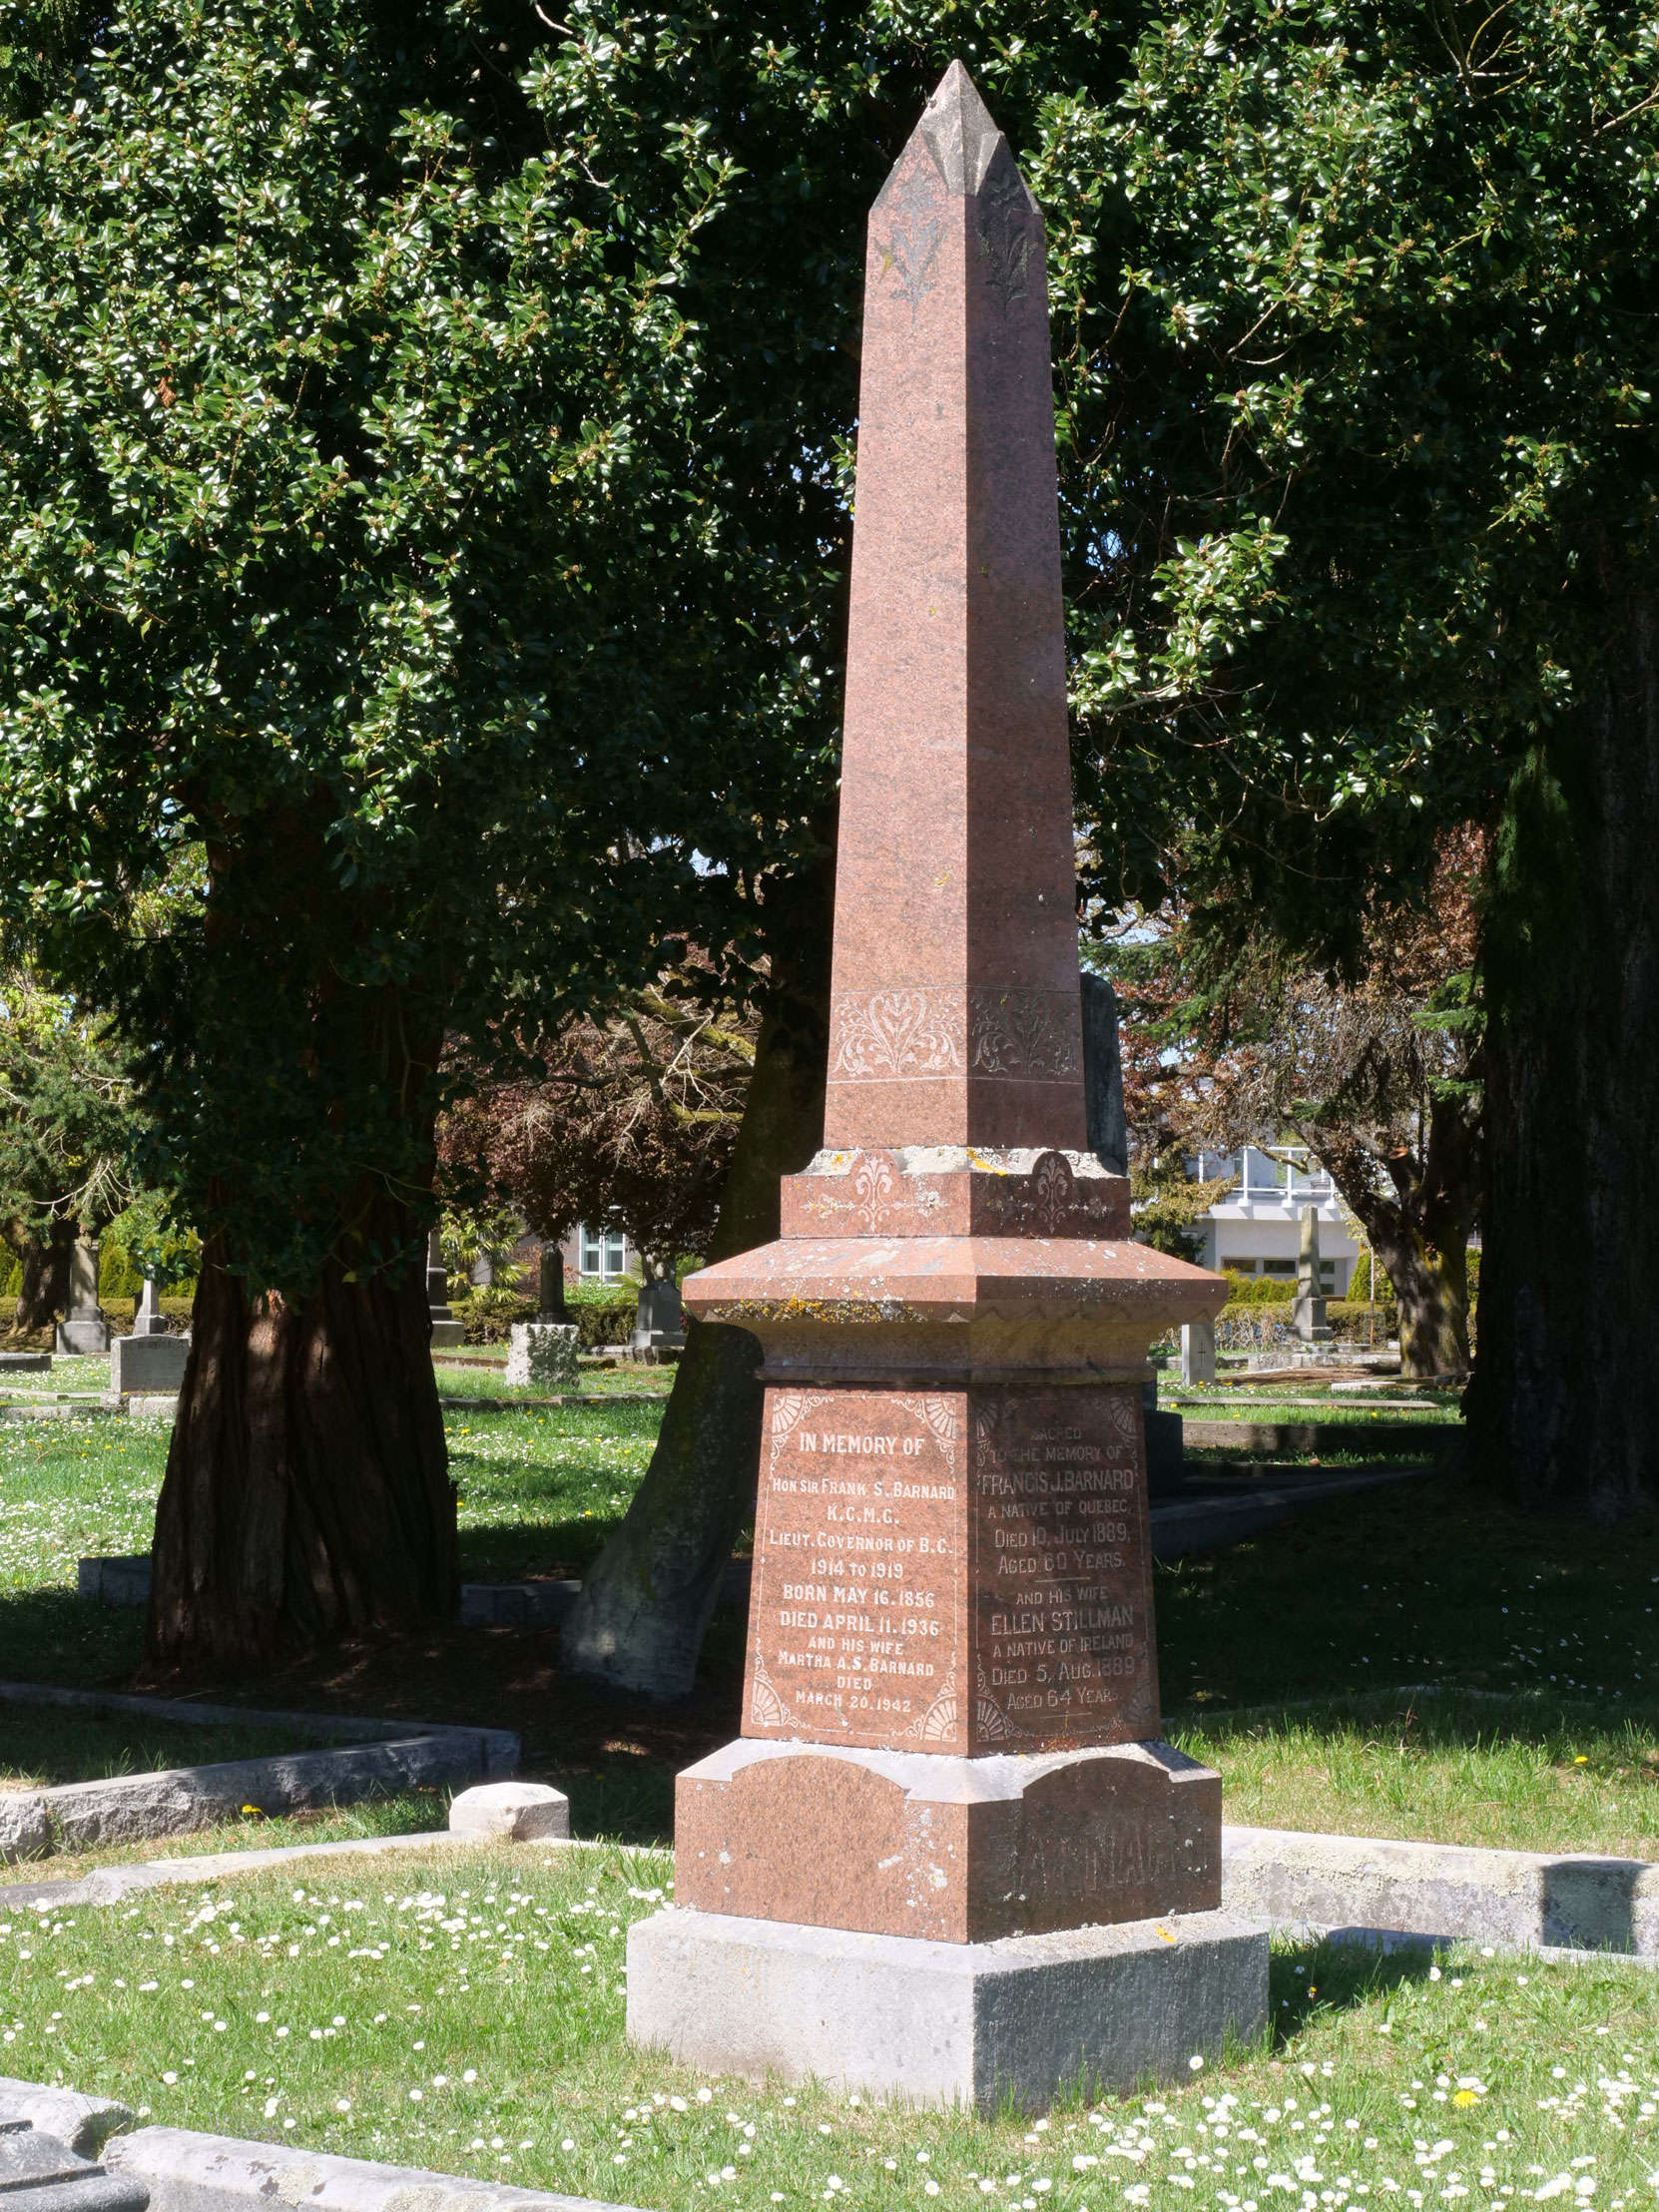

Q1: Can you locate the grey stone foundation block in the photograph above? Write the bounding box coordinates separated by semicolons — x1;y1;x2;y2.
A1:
1224;1826;1659;1957
104;2127;641;2212
626;1906;1267;2110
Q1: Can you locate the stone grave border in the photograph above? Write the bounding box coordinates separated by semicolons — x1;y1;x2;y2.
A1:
0;1681;517;1863
6;1746;1650;1969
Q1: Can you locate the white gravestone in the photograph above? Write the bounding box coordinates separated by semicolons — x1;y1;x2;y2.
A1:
448;1780;569;1842
1180;1316;1217;1384
505;1322;579;1388
133;1278;170;1336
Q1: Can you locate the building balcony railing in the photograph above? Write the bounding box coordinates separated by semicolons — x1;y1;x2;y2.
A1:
1195;1146;1340;1210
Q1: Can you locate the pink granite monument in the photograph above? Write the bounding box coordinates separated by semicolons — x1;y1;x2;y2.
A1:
626;64;1264;2107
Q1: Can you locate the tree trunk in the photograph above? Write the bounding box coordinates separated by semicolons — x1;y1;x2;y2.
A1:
1466;596;1659;1511
147;1209;457;1666
1367;1213;1470;1380
562;861;833;1695
1306;1085;1480;1380
3;1222;75;1343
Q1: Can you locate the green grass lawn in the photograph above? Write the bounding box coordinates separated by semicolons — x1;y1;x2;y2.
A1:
0;1401;669;1683
5;1840;1659;2212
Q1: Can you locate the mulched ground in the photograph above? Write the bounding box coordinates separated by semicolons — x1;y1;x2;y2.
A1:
133;1611;748;1841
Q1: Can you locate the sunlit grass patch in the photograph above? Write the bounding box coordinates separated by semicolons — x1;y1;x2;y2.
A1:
1174;1692;1659;1857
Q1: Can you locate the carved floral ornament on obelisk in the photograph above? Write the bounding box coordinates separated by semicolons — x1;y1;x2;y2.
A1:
626;66;1267;2108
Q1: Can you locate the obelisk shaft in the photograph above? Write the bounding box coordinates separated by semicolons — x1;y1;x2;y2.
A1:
825;64;1086;1152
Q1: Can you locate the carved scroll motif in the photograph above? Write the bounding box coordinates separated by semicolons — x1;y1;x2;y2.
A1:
968;987;1080;1078
975;159;1035;312
832;986;1080;1081
898;1392;959;1478
830;989;966;1078
873;165;944;324
767;1388;834;1471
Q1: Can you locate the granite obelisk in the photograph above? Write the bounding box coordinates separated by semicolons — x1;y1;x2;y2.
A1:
626;65;1265;2108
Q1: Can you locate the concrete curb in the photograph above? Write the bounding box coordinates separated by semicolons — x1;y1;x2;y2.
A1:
78;1561;748;1633
1150;1465;1433;1559
0;2076;135;2158
104;2126;648;2212
1183;1418;1455;1455
0;1827;632;1911
0;1684;518;1863
1;1813;1654;1974
1222;1824;1659;1959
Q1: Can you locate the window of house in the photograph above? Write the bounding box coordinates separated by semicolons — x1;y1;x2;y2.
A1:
578;1225;628;1281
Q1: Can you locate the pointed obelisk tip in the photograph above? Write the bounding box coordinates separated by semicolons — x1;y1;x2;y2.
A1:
916;57;1005;197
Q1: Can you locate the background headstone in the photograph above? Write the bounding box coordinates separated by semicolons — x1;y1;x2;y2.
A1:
631;1276;684;1353
133;1278;169;1337
1292;1203;1332;1342
1080;971;1129;1176
1181;1316;1217;1384
110;1333;189;1398
505;1321;578;1388
55;1239;110;1355
427;1229;462;1349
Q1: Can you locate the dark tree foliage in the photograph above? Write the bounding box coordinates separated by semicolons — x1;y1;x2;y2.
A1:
1048;2;1659;1504
0;0;844;1657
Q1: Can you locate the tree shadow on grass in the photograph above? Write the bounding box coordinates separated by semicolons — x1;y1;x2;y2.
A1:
562;1765;676;1847
1270;1934;1441;2045
457;1517;623;1582
0;1585;141;1687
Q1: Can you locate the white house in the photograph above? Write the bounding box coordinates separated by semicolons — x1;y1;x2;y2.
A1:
1189;1145;1361;1294
558;1221;635;1284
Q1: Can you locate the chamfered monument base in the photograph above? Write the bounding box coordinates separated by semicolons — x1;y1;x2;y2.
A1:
675;1737;1221;1942
626;1906;1268;2111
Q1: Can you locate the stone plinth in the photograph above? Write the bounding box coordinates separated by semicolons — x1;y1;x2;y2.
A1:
676;1738;1219;1941
505;1322;579;1389
55;1319;111;1357
626;1907;1268;2110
